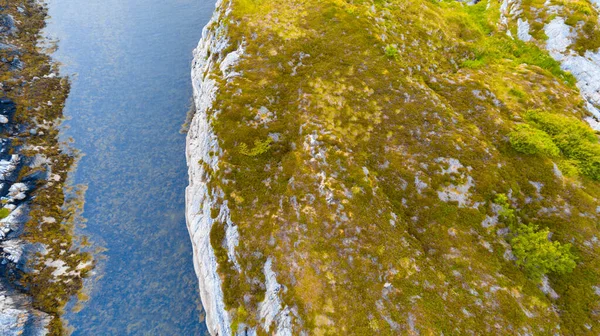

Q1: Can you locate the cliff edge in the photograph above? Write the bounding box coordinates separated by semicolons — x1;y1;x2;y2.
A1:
187;0;600;334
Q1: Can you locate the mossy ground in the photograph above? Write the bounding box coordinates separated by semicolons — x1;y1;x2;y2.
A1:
199;0;600;334
1;1;93;334
516;0;600;54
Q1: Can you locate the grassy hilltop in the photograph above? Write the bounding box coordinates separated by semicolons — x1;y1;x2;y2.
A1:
198;0;600;334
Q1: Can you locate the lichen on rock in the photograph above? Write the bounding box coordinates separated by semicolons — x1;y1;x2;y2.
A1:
187;0;600;334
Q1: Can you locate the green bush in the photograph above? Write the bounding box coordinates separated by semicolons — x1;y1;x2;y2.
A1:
509;124;560;156
568;142;600;179
495;194;577;279
511;224;577;280
510;111;600;180
384;45;399;60
557;159;580;177
494;194;516;225
238;138;273;156
460;59;485;69
0;208;9;219
526;111;595;143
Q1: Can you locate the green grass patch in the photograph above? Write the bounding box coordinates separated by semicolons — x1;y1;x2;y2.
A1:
514;111;600;180
509;124;560;157
0;208;10;219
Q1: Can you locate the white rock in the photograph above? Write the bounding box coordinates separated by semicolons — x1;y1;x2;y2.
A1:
44;259;69;277
0;155;19;180
545;17;573;55
544;17;600;124
258;258;292;336
540;275;559;299
186;1;238;334
0;280;51;336
42;217;56;224
517;18;532;42
0;239;24;264
8;183;28;201
0;204;28;240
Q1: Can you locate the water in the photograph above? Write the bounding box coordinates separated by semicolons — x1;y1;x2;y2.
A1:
44;0;214;334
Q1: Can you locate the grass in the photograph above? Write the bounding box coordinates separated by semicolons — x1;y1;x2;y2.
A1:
0;207;10;219
196;0;600;334
509;110;600;180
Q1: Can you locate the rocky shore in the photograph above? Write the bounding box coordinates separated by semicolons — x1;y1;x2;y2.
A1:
0;2;93;335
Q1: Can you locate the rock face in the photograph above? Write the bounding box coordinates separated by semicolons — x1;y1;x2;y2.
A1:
0;115;51;336
544;18;600;118
186;0;234;335
0;14;16;36
187;0;600;334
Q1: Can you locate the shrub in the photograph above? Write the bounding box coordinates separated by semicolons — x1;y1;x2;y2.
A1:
557;159;580;177
238;138;273;156
567;142;600;180
461;59;485;69
0;208;9;219
494;194;577;279
511;224;577;280
526;111;595;143
509;124;560;156
495;194;516;225
384;45;399;59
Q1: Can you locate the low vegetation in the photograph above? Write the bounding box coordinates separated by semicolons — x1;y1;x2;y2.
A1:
495;194;577;280
509;124;560;157
510;110;600;180
198;0;600;333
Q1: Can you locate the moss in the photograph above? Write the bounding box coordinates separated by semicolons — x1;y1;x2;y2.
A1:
238;137;273;156
516;110;600;180
384;44;399;59
509;124;561;157
0;208;10;219
198;0;600;333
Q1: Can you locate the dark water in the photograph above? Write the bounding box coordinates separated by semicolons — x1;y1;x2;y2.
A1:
44;0;213;334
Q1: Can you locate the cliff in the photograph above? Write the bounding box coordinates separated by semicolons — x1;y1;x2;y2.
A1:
187;0;600;334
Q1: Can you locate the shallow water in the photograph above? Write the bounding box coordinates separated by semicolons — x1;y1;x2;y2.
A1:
44;0;213;334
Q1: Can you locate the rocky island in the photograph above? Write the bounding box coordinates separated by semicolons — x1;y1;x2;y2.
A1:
0;1;92;335
186;0;600;334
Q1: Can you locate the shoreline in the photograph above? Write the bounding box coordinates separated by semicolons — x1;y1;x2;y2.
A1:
0;1;93;334
186;0;234;334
